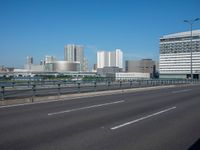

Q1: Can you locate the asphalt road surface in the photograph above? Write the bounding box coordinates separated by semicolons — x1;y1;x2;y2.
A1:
0;85;200;150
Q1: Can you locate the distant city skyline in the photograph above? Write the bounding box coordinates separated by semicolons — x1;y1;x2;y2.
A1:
0;0;199;68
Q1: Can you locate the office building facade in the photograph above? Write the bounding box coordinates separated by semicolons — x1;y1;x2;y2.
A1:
44;56;56;64
159;30;200;79
64;44;84;71
116;72;150;80
97;49;123;69
52;61;80;72
97;67;122;78
125;59;156;78
26;56;33;65
83;58;88;72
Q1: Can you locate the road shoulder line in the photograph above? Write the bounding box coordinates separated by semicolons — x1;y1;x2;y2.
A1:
48;100;125;116
110;106;177;130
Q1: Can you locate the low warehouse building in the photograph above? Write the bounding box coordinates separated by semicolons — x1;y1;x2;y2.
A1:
115;72;150;80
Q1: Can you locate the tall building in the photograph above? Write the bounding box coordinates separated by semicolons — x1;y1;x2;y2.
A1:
0;65;7;72
44;56;56;64
115;49;123;69
97;51;109;68
25;56;33;70
44;56;56;72
83;57;88;72
159;30;200;79
125;59;156;78
25;56;45;72
97;49;123;69
26;56;33;65
92;64;97;72
64;44;84;71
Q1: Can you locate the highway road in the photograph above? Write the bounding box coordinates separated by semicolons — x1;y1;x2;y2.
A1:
0;85;200;150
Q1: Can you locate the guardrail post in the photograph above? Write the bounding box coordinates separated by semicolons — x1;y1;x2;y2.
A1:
32;84;36;102
28;81;30;87
77;82;80;93
120;81;122;89
107;81;110;90
130;80;133;88
58;83;61;96
12;82;15;88
1;86;5;100
94;82;97;92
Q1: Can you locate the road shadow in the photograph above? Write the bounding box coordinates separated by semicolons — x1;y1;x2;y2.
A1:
188;138;200;150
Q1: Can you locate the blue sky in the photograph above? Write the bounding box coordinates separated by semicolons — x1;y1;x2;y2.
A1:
0;0;200;69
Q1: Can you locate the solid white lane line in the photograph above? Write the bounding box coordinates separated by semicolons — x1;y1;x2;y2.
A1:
48;100;125;116
0;101;53;109
110;106;176;130
0;94;121;109
172;89;192;94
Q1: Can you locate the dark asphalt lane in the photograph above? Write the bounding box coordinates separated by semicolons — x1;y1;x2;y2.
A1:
0;85;200;150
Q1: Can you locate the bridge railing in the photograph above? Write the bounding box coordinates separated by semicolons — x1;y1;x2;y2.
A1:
0;78;199;101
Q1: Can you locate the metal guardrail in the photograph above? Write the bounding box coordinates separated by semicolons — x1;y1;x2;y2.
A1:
0;79;199;101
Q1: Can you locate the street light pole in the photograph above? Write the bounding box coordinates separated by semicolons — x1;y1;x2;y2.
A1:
184;18;200;80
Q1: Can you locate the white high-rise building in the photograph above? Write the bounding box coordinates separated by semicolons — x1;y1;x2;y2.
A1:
159;30;200;79
97;49;123;69
116;49;123;68
26;56;33;65
64;44;84;71
97;51;108;68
